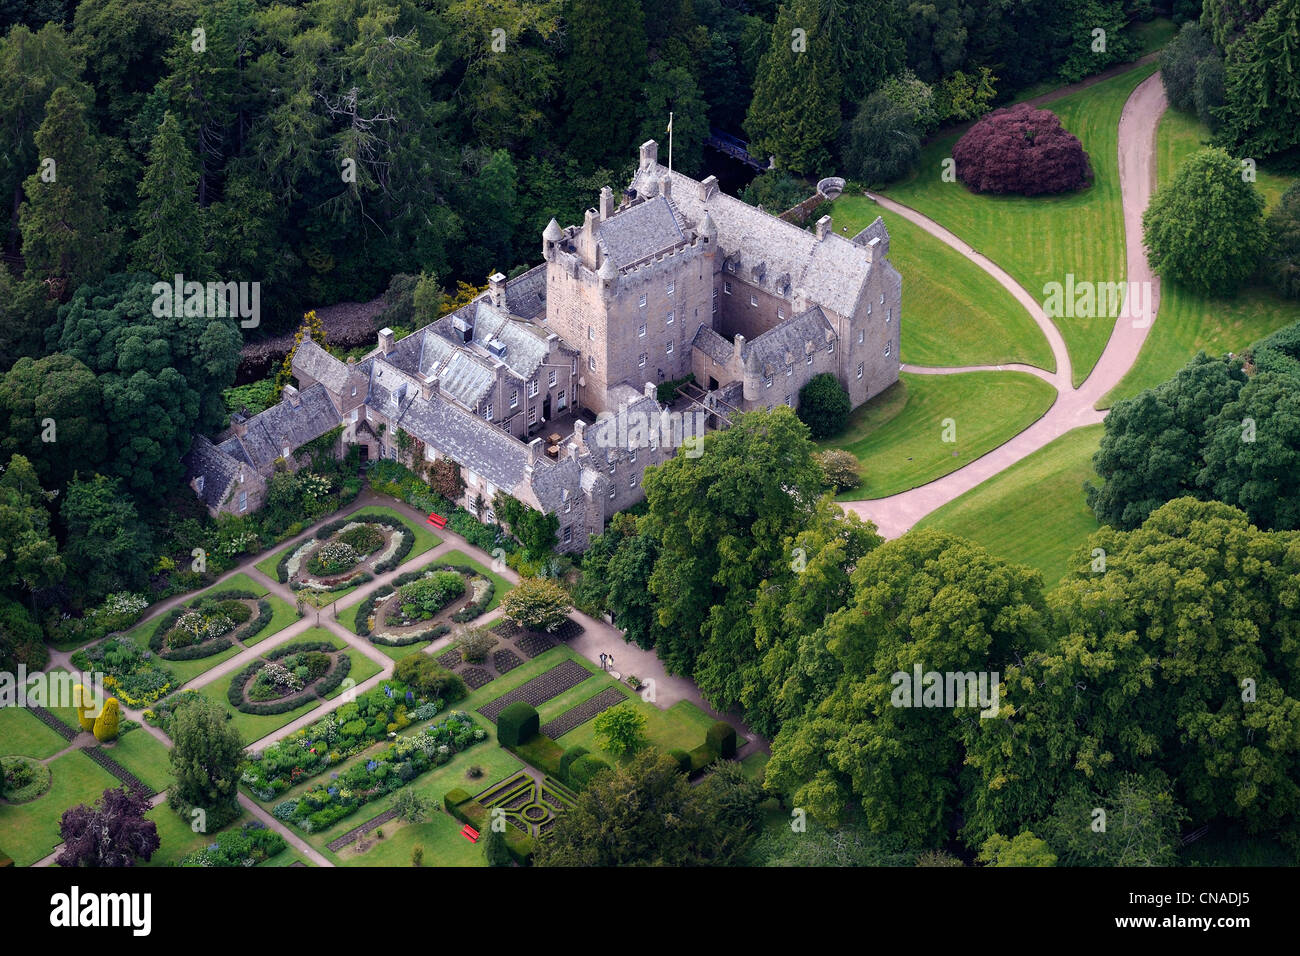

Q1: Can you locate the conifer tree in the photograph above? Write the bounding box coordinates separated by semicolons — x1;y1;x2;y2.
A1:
563;0;648;167
130;111;209;279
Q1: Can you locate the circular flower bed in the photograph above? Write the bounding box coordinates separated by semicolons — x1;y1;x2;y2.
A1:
149;591;270;661
1;755;52;803
228;641;353;715
308;541;361;576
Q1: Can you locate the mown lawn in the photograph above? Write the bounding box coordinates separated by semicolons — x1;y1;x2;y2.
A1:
140;804;253;867
0;749;120;866
829;197;1054;371
435;549;513;612
826;371;1058;500
916;424;1105;589
885;62;1159;386
1100;108;1300;407
0;706;70;759
101;728;174;794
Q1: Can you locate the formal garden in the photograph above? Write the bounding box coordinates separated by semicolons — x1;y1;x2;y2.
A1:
350;560;496;648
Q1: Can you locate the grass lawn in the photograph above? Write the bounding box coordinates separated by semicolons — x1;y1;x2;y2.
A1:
0;706;70;759
330;746;524;867
328;647;385;698
101;729;174;794
42;668;88;734
826;371;1058;500
1127;16;1176;56
739;751;770;781
555;688;718;761
1100;108;1300;407
916;424;1104;589
0;748;121;866
464;645;595;714
140;804;252;867
830;198;1054;371
435;550;513;612
885;62;1159;386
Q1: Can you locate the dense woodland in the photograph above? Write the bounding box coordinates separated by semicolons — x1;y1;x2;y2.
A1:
3;0;1300;867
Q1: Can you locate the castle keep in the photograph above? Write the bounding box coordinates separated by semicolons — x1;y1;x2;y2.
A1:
184;140;901;552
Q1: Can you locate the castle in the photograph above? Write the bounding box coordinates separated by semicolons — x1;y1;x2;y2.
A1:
183;140;902;553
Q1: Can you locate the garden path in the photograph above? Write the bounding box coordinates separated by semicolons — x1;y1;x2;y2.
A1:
842;72;1167;538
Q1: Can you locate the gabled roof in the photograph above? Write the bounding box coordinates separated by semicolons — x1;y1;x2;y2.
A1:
597;194;687;269
418;332;497;408
182;435;244;509
220;382;340;470
472;301;550;382
691;325;734;365
743;306;836;376
630;162;878;318
292;338;351;397
504;264;548;320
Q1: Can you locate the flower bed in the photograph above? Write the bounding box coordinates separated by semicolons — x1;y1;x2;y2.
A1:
240;682;438;799
72;639;174;708
271;711;487;833
1;755;52;803
227;642;353;716
148;590;272;661
353;564;493;645
180;822;287;867
279;515;414;587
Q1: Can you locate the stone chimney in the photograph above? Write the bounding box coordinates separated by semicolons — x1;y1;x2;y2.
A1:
644;381;656;400
639;140;658;169
698;175;719;201
734;333;746;361
815;215;832;240
527;437;543;466
599;186;615;220
660;175;672;200
583;208;599;241
488;272;506;308
573;419;586;449
420;373;438;400
231;413;248;438
566;441;579;461
378;327;395;355
283;384;301;408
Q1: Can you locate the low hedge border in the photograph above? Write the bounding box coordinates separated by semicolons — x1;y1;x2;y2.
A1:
227;649;352;715
445;793;534;865
352;587;395;637
149;593;270;661
370;623;450;648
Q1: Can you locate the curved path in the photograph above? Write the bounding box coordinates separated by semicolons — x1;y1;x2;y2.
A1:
842;72;1167;538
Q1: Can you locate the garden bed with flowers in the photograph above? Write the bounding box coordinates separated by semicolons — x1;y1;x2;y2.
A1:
240;680;445;800
351;562;496;647
71;638;174;708
269;711;487;833
147;590;274;661
180;822;287;867
277;515;414;594
227;641;354;716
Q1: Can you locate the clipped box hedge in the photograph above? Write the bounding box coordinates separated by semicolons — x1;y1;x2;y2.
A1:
446;795;534;865
706;721;738;759
496;701;539;748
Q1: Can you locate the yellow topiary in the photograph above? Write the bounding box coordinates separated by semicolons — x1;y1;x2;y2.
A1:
72;683;97;732
92;697;121;743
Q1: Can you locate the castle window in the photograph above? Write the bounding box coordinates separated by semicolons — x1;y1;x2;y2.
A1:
564;498;572;514
785;363;792;376
786;395;792;406
667;281;674;296
764;377;772;388
510;389;518;409
548;370;556;388
639;353;647;368
588;355;596;372
572;358;577;373
529;379;538;397
485;402;493;420
886;308;892;324
778;308;785;320
666;311;674;325
238;491;248;513
724;281;732;295
867;303;871;315
629;448;637;463
750;294;758;307
638;323;646;338
588;325;595;340
858;330;864;344
629;474;637;488
666;341;673;354
563;525;572;544
806;354;813;366
609;460;616;474
529;404;537;424
639;293;647;308
557;390;567;410
828;341;835;353
712;288;718;300
856;363;864;379
884;344;892;357
728;261;736;273
609;484;616;498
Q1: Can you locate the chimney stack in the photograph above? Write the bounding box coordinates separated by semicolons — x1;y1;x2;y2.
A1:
639;140;658;169
599;186;615;220
734;333;746;361
378;327;395;355
698;175;719;201
488;272;506;309
421;373;438;401
573;419;586;449
583;208;599;239
283;384;301;408
644;381;656;400
231;413;248;438
527;437;543;469
660;175;672;200
815;215;832;241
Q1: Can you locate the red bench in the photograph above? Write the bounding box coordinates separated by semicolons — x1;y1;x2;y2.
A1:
460;824;479;843
426;512;447;529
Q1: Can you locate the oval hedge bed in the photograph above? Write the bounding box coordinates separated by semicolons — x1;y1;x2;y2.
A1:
1;755;52;803
353;563;494;645
277;515;415;584
149;590;274;661
227;642;353;715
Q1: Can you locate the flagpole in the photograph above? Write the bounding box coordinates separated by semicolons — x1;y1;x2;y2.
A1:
668;111;673;177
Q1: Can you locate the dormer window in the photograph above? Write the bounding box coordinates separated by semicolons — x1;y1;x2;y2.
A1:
195;476;205;495
282;446;290;458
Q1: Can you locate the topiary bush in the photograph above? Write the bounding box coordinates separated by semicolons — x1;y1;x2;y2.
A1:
93;697;121;742
496;701;539;748
952;105;1093;196
559;745;590;781
668;748;693;774
706;721;738;758
567;753;612;788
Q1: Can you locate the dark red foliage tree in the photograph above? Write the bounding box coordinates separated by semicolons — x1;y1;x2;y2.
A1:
57;787;160;868
952;105;1094;196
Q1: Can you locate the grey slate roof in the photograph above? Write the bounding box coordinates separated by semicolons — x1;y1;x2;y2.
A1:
292;338;351;397
630;162;878;318
472;301;549;382
691;325;734;365
371;369;529;491
597;195;686;269
181;435;243;508
504;265;548;320
589;392;662;450
418;332;497;407
743;306;835;376
530;457;580;513
220;382;341;469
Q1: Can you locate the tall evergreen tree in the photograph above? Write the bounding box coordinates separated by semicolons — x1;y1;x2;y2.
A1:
18;85;120;296
130;111;209;278
745;0;842;175
563;0;648;168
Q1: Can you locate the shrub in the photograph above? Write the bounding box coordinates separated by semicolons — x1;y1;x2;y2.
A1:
443;788;472;812
797;373;851;439
559;746;590;780
393;655;467;702
73;683;97;731
952;105;1093;195
456;626;496;664
688;743;717;772
336;524;385;555
395;572;466;621
814;449;862;491
500;576;572;633
668;748;692;774
844;91;920;185
706;721;738;758
92;697;122;742
567;754;612;788
497;701;540;748
515;734;565;776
